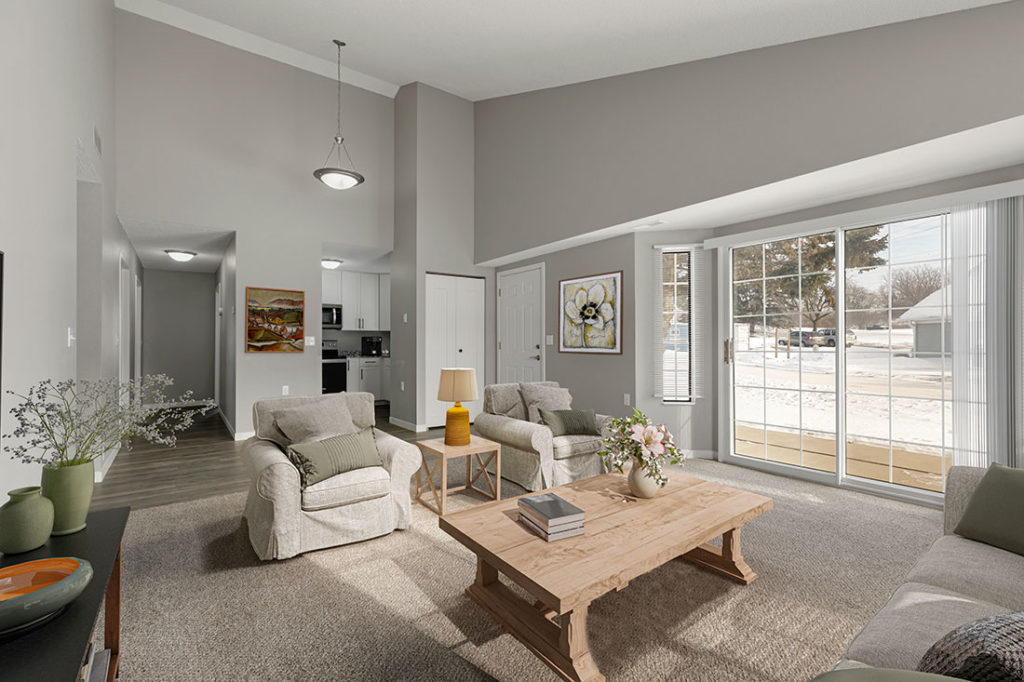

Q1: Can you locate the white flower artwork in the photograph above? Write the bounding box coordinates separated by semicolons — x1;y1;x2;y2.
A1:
559;271;622;353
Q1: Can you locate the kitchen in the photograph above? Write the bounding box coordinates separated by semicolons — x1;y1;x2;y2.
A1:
321;253;392;414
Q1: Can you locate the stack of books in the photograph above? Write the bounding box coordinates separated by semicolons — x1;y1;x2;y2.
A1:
518;493;585;542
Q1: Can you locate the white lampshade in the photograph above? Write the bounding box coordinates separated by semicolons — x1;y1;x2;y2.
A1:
437;368;478;403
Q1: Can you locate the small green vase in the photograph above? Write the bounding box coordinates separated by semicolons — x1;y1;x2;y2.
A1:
0;486;55;554
41;461;95;536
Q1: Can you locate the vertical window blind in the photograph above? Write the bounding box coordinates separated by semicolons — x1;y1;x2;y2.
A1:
654;246;704;402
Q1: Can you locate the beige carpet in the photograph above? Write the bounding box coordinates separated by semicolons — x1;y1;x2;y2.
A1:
115;460;940;681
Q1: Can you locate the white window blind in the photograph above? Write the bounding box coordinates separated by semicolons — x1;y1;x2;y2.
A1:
654;246;704;402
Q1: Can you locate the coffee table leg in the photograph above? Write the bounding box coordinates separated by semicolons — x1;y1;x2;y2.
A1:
105;543;122;681
465;557;605;682
681;526;757;584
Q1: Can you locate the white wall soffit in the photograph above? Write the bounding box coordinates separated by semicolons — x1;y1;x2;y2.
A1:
115;0;400;98
479;114;1024;267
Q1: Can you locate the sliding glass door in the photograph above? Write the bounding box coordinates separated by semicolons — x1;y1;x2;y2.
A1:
728;215;954;495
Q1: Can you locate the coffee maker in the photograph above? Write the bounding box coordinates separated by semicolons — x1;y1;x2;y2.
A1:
361;336;383;357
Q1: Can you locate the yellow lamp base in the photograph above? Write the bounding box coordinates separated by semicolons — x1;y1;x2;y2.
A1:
444;402;471;446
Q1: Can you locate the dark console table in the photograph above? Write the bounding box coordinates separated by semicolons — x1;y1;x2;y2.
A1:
0;506;129;682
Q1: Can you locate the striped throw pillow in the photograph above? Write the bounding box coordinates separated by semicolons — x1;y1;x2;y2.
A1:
286;427;383;489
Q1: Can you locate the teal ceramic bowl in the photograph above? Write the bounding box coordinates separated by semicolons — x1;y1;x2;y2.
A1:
0;557;94;637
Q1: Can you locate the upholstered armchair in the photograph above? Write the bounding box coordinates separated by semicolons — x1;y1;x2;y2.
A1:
474;381;613;492
240;392;421;560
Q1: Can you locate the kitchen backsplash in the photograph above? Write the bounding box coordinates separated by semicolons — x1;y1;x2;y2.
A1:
322;329;391;354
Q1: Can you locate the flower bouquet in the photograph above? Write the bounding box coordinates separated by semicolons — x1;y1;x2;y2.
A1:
599;408;684;497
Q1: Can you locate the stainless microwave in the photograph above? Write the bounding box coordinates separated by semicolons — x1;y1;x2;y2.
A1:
322;305;342;328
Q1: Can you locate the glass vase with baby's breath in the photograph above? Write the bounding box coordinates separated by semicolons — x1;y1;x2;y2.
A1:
5;374;214;534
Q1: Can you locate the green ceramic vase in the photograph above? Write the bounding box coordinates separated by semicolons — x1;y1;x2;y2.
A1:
41;461;95;536
0;486;55;554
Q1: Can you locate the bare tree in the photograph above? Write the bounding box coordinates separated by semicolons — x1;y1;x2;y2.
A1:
887;265;946;309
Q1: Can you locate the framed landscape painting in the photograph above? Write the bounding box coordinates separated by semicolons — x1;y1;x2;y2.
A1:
245;287;305;353
559;271;622;354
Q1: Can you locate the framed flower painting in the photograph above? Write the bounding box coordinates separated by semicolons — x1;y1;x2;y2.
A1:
559;271;622;354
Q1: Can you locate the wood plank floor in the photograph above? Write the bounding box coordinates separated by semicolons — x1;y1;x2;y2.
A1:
91;405;445;512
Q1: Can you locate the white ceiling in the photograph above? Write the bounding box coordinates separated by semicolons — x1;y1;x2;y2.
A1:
117;0;1007;101
123;219;235;273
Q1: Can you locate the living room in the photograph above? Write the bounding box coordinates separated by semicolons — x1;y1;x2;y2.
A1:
2;1;1023;680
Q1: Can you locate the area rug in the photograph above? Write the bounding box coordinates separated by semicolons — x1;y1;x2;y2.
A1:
114;460;940;681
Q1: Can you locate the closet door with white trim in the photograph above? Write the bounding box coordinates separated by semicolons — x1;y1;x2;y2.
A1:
424;274;486;427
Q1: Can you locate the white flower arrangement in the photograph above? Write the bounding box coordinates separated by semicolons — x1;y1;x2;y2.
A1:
599;408;685;486
5;375;215;467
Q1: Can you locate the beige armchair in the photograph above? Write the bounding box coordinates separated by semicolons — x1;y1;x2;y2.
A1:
474;381;612;492
240;393;421;560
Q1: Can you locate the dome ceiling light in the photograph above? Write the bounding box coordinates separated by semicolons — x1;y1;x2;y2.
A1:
165;249;197;262
313;40;364;190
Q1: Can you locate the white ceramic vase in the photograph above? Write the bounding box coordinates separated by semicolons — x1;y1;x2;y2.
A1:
627;465;661;498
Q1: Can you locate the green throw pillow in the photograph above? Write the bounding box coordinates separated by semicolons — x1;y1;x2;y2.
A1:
954;463;1024;556
286;427;383;489
538;409;600;437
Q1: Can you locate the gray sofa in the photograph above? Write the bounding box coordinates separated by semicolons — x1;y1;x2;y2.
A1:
474;381;612;492
240;393;421;560
833;465;1024;672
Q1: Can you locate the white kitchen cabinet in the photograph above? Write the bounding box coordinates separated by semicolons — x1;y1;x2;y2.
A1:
424;274;486;427
346;359;358;392
357;358;382;399
341;270;361;330
359;273;380;331
378;275;391;331
321;269;342;306
381;358;392;401
339;270;386;330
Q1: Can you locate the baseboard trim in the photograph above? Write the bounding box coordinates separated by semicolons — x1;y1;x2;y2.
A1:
233;430;255;441
389;416;428;433
93;448;117;482
689;450;717;460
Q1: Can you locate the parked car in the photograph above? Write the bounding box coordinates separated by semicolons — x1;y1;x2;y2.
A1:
778;329;825;347
664;322;689;351
867;323;889;330
778;329;827;348
820;328;857;347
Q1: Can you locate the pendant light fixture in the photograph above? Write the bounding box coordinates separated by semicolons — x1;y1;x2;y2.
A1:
314;40;364;190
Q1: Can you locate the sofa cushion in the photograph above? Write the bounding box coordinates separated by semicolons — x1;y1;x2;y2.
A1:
287;428;383;489
274;400;356;444
301;465;391;512
253;393;374;446
540;408;601;437
552;435;604;461
845;582;1009;671
520;382;572;423
954;463;1024;557
906;535;1024;611
917;611;1024;680
483;383;529;421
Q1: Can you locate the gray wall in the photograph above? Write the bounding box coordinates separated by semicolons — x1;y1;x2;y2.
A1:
391;83;495;428
474;2;1024;263
0;0;119;490
142;269;217;399
215;237;237;431
116;12;395;436
498;234;635;418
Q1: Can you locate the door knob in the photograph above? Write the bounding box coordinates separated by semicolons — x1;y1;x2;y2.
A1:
535;344;541;349
530;354;541;361
458;348;463;353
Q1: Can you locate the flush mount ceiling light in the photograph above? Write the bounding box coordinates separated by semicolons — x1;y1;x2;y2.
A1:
313;40;364;190
321;258;344;270
165;249;197;262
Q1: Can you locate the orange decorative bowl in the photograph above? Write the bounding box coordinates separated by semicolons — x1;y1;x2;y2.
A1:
0;557;93;637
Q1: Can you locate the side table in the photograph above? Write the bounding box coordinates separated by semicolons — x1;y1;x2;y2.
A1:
415;435;501;515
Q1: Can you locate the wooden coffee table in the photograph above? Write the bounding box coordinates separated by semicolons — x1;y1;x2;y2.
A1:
439;472;773;682
415;435;501;516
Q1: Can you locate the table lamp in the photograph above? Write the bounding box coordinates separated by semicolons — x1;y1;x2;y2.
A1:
437;368;478;446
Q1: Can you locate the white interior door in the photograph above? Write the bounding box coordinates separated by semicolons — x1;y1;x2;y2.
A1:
498;265;544;383
424;274;486;428
118;257;132;390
